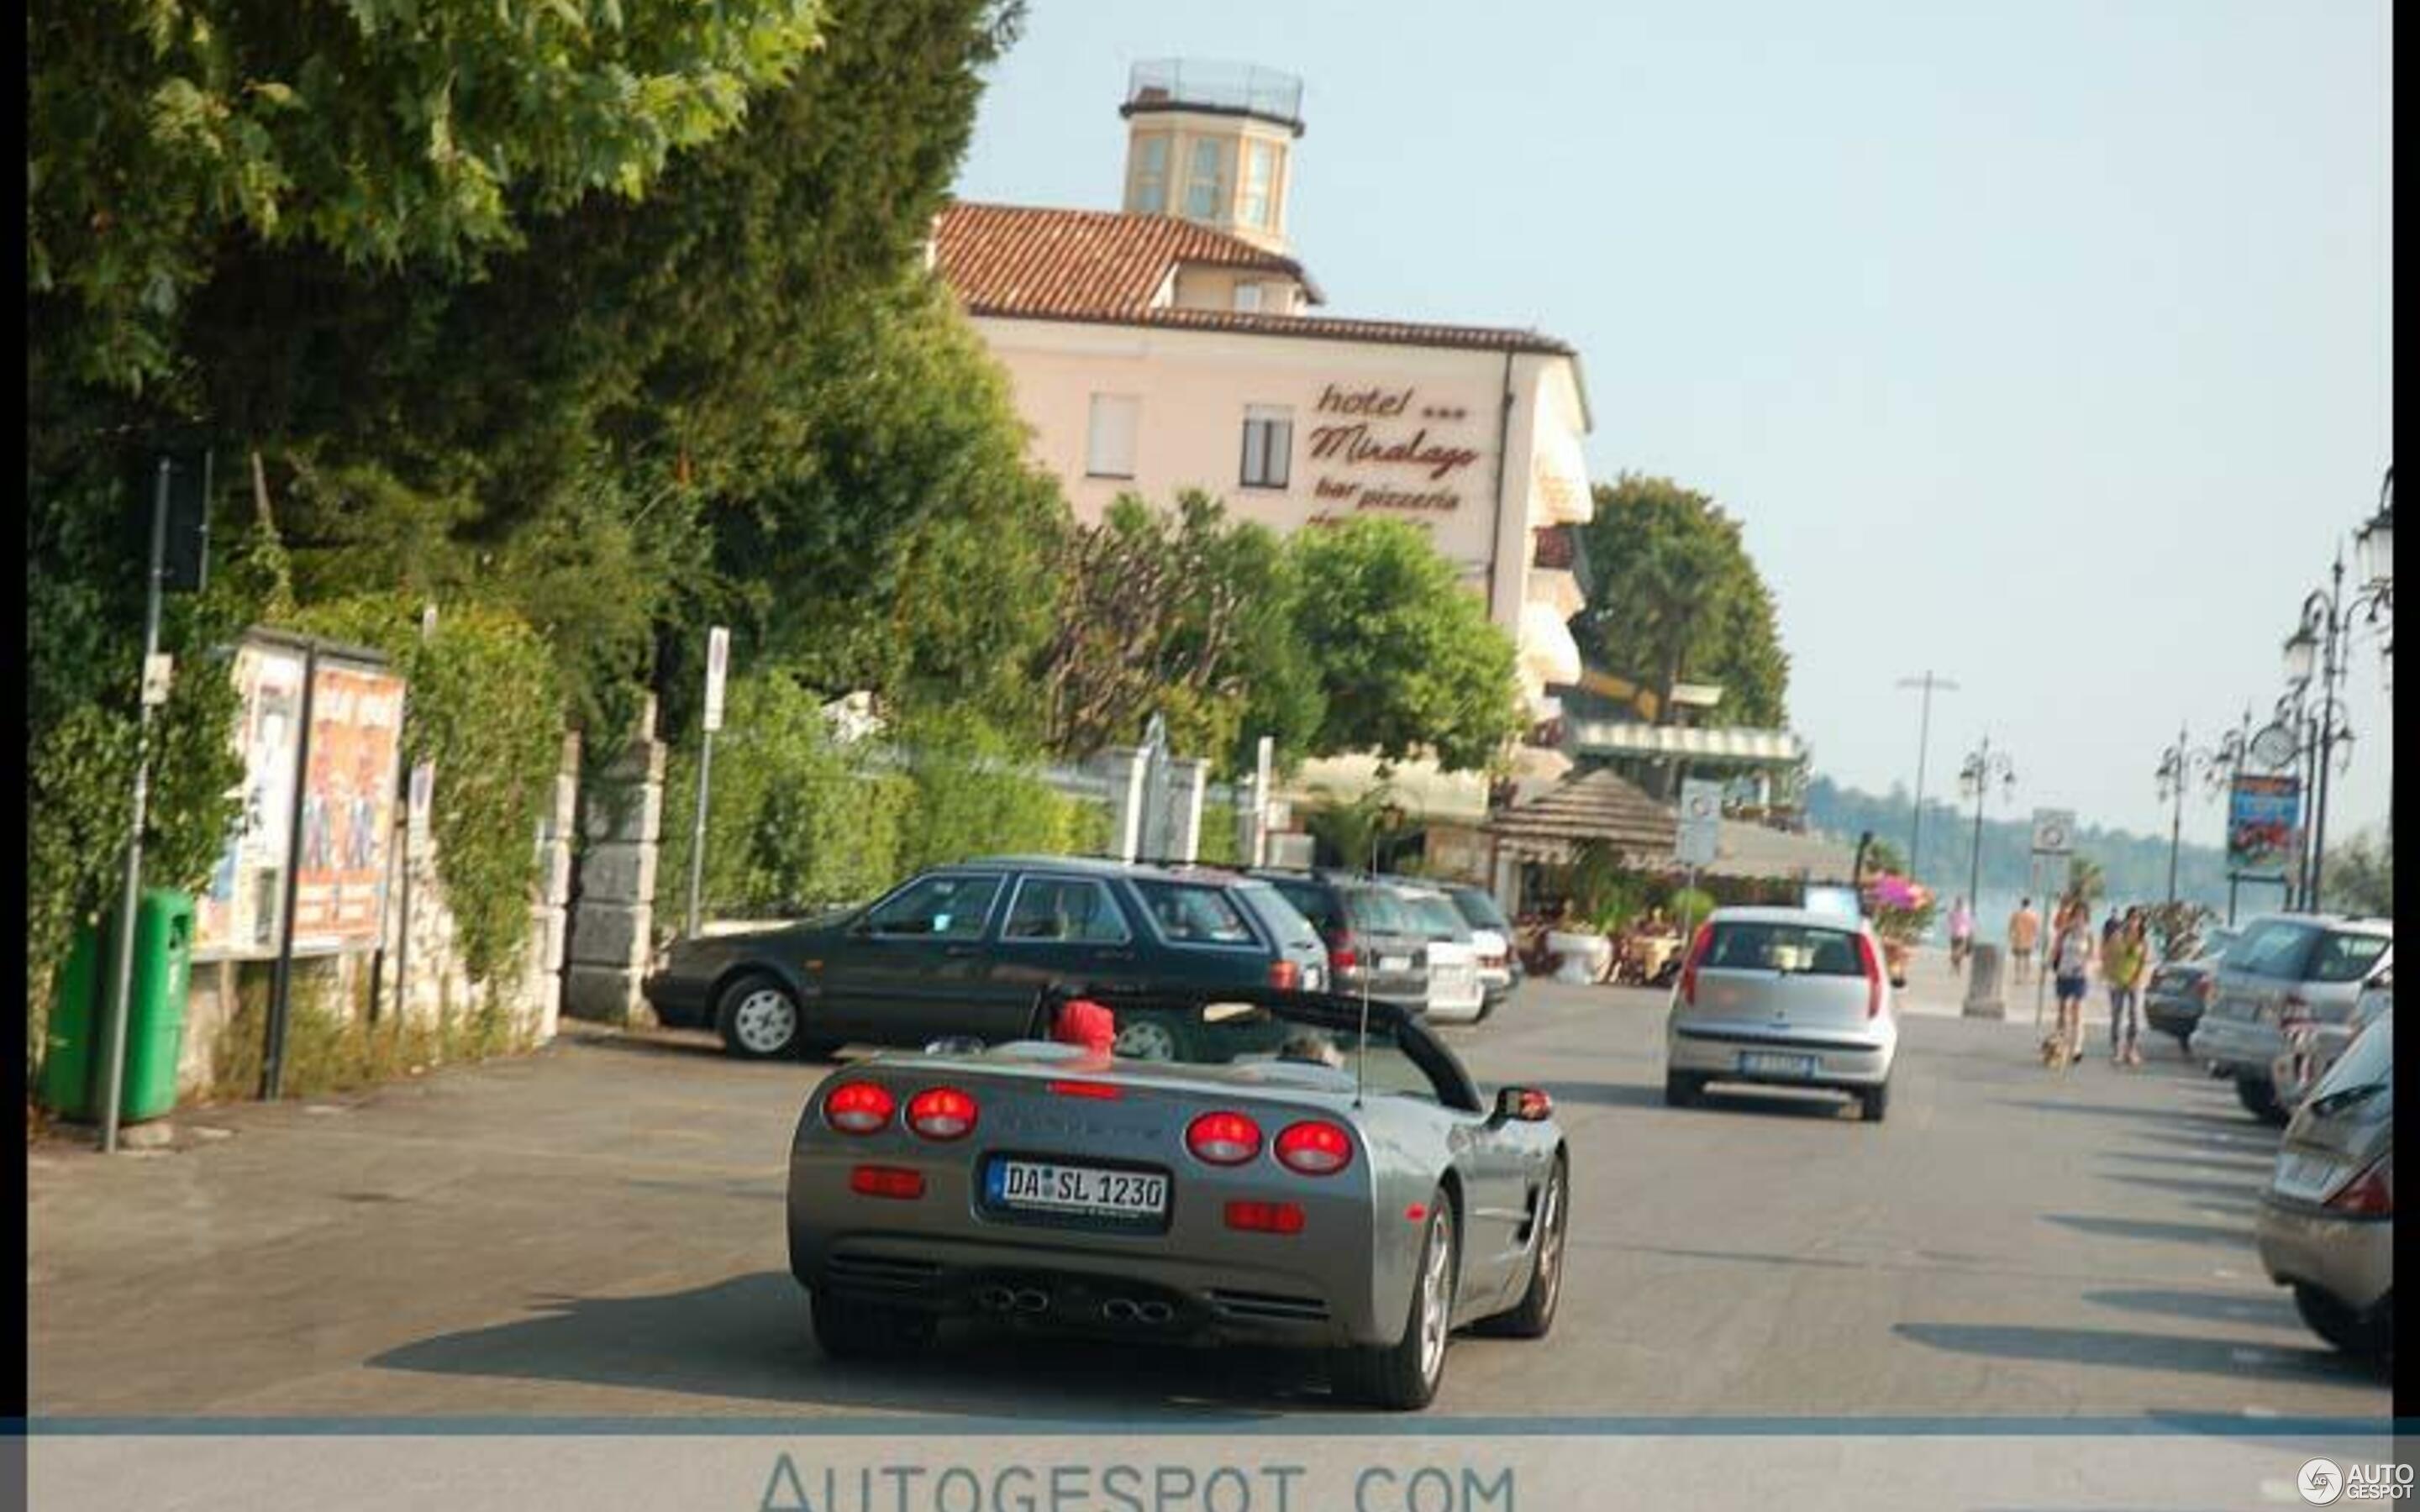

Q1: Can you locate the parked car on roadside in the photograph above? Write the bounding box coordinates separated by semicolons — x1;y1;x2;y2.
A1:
2143;926;2240;1048
1663;906;1898;1122
2255;1011;2393;1364
643;857;1328;1059
2188;913;2392;1123
1438;882;1521;1020
1248;869;1433;1013
2272;962;2392;1117
1386;881;1486;1025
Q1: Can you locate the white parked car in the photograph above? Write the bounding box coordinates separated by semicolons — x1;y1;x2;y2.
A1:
1664;906;1899;1121
1391;883;1487;1024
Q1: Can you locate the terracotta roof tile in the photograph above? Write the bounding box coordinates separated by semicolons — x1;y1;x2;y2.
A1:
934;201;1576;358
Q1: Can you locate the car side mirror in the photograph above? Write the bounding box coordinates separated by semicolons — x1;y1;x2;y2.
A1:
1493;1086;1553;1123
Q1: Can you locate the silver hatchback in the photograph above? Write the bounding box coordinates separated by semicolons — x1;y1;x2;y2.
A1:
1663;907;1899;1121
2255;1011;2392;1364
2189;913;2392;1123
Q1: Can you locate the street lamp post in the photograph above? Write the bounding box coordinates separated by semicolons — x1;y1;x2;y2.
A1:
1897;672;1959;886
1957;736;2017;912
2154;723;2217;905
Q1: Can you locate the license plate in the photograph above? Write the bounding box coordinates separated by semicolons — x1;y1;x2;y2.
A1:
1380;954;1412;974
1739;1051;1819;1079
987;1159;1169;1220
2271;1151;2347;1204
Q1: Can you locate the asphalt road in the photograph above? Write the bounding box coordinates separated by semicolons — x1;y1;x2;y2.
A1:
26;981;2393;1420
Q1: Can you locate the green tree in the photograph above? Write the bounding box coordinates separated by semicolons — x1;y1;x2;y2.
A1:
2323;833;2393;917
1576;474;1790;728
29;0;827;392
1037;491;1310;768
1285;518;1526;773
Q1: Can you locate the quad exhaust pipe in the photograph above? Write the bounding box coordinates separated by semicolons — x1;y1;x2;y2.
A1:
1101;1298;1175;1325
977;1286;1050;1314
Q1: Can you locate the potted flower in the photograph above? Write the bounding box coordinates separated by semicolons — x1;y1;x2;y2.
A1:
1860;872;1936;985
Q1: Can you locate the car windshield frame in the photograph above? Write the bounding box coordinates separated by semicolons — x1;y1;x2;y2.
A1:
2220;918;2325;980
2310;1014;2392;1101
1704;919;1868;978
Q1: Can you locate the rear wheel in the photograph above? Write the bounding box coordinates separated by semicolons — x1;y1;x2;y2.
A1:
1333;1186;1456;1410
1486;1155;1566;1340
718;974;803;1060
2293;1284;2389;1360
1663;1071;1703;1108
811;1289;933;1361
1860;1082;1891;1123
2235;1074;2285;1123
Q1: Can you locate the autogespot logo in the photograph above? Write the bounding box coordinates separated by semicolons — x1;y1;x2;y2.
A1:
2302;1458;2419;1504
2306;1461;2345;1505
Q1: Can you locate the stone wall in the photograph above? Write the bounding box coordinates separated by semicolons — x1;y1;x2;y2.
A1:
564;696;665;1027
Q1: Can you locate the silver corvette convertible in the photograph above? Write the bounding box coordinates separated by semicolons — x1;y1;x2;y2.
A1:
786;984;1569;1410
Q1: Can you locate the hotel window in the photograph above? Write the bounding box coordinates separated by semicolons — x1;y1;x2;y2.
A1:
1133;134;1169;215
1233;282;1263;312
1240;141;1276;228
1184;139;1227;221
1086;394;1139;479
1239;405;1292;490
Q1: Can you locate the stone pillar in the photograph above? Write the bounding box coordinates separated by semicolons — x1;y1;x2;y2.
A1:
566;698;664;1026
525;731;581;1042
1092;747;1148;863
1234;771;1260;866
1962;942;2007;1020
1168;759;1208;864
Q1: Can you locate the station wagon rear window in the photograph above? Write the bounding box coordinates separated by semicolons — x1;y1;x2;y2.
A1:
1706;921;1866;977
1133;880;1256;945
2309;932;2391;984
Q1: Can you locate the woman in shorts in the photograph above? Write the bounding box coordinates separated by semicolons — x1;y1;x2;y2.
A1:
2046;901;2096;1067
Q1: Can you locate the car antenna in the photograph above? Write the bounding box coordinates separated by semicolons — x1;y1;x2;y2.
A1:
1354;966;1370;1110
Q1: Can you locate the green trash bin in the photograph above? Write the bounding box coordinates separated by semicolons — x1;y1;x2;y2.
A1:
37;889;196;1124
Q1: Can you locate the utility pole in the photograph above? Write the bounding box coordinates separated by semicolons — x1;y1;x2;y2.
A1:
97;459;174;1154
1897;672;1958;884
1958;735;2016;912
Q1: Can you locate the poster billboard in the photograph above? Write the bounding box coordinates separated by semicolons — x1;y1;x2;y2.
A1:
192;638;403;961
195;641;308;960
290;659;407;953
2226;774;2302;878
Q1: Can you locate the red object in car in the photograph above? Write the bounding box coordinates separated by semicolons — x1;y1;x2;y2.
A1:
1054;999;1117;1055
1326;930;1360;974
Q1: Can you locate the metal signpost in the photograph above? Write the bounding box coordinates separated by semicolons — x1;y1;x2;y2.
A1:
1676;779;1722;942
97;449;210;1153
2028;808;2073;1031
686;627;729;940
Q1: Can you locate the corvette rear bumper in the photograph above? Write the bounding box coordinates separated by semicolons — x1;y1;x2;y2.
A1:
798;1233;1382;1347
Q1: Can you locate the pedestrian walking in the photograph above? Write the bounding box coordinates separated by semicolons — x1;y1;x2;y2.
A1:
2007;898;2041;985
2105;911;2150;1066
1948;895;1975;974
2044;899;2095;1068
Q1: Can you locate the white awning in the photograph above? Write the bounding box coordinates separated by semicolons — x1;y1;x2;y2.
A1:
1525;565;1585;621
1518;600;1583;689
1528;422;1595;528
1566;720;1806;766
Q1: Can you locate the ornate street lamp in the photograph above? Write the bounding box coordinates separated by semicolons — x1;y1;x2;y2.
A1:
2154;725;2218;905
1957;736;2017;912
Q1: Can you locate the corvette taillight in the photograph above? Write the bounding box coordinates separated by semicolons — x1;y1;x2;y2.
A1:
905;1086;978;1141
1274;1120;1355;1175
1186;1110;1263;1166
823;1081;895;1135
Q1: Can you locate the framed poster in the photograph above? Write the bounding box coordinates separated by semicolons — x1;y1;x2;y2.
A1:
2225;774;2302;878
193;641;308;961
289;659;407;954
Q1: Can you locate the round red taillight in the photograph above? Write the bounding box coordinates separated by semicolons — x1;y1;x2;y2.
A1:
823;1081;896;1135
906;1086;979;1142
1186;1110;1264;1166
1273;1120;1355;1175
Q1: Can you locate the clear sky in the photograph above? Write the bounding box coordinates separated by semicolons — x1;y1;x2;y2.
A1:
952;0;2394;848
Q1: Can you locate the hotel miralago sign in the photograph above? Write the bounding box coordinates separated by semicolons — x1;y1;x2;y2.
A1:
1306;383;1485;516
